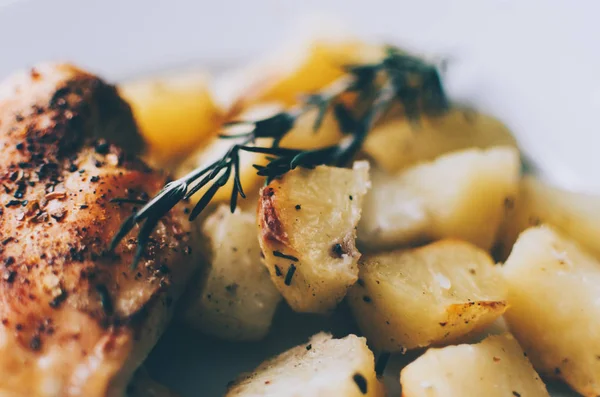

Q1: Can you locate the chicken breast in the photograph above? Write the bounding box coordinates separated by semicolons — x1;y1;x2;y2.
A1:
0;64;195;396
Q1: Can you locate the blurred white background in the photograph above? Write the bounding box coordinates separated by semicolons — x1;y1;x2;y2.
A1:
1;0;598;194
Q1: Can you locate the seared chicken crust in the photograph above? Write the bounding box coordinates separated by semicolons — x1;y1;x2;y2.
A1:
0;64;195;396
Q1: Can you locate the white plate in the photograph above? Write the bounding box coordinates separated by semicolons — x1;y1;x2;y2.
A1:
0;1;594;396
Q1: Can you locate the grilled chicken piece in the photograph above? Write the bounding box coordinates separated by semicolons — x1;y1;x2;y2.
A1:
0;64;195;397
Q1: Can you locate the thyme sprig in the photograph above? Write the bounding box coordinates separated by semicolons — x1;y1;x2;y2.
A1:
111;46;449;268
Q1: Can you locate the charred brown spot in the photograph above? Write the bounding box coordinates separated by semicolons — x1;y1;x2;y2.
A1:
259;187;288;245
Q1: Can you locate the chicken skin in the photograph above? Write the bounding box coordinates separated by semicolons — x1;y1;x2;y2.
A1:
0;64;195;396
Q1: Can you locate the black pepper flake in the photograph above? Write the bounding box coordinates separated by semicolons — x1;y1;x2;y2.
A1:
273;250;298;262
225;283;238;294
69;164;78;172
362;295;372;303
15;142;24;150
352;373;368;394
4;257;15;267
284;264;296;286
21;200;28;207
375;352;390;377
357;278;365;287
439;322;447;327
331;243;344;258
184;246;192;255
306;344;312;350
95;284;113;316
2;237;14;245
349;195;353;200
90;176;100;183
49;291;67;308
29;335;41;351
3;270;16;283
295;204;301;210
15;114;24;122
274;265;283;277
80;205;89;209
512;392;521;397
95;140;110;154
5;200;21;207
17;162;31;169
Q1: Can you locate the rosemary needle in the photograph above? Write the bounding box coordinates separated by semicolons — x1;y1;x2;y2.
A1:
111;45;449;268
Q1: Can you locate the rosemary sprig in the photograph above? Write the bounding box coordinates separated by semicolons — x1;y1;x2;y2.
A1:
111;46;449;268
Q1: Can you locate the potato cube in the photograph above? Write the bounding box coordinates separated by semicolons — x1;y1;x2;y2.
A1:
258;162;370;313
348;240;507;351
400;334;549;397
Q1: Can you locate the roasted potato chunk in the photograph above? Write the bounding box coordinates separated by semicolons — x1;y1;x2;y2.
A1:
119;70;223;166
496;176;600;260
400;334;550;397
180;206;281;341
258;162;370;313
502;226;600;396
226;333;385;397
348;240;507;352
222;39;383;112
363;109;516;173
358;146;520;251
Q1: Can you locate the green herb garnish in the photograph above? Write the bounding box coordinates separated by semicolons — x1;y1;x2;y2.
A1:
110;46;449;268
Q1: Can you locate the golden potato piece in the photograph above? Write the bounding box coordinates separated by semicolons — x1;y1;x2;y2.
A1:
258;162;370;314
223;39;383;112
119;70;223;166
348;240;507;352
496;176;600;260
502;226;600;396
400;334;550;397
358;146;520;251
363;109;517;173
226;333;385;397
179;206;281;341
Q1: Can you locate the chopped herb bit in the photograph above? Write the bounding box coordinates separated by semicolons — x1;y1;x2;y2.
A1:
349;195;353;200
352;373;368;394
274;265;283;277
29;335;41;351
2;237;13;245
375;352;390;377
273;250;298;262
79;205;89;209
5;200;20;207
225;283;238;294
284;264;296;286
295;204;301;210
512;392;521;397
4;257;15;267
90;176;100;183
305;344;312;351
15;142;24;150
